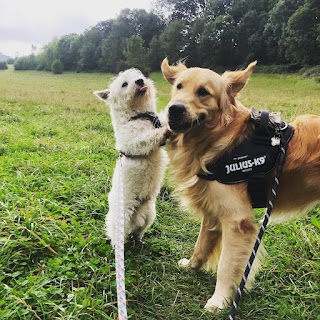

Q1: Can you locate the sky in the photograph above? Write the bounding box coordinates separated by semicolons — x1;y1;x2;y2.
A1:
0;0;153;58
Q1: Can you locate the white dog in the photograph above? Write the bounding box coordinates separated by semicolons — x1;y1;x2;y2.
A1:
94;69;169;247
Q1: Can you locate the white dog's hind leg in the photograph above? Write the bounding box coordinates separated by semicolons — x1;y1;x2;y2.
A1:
106;182;135;247
106;206;136;247
105;209;117;247
132;200;156;240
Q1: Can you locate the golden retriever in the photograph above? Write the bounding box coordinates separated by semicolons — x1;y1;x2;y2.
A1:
161;58;320;312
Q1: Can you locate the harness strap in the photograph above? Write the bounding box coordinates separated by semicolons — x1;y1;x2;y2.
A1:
119;111;162;158
247;173;267;208
248;111;275;207
130;111;162;129
252;110;272;145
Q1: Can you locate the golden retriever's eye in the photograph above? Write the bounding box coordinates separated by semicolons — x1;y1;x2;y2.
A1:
197;87;209;97
122;82;128;88
177;83;183;90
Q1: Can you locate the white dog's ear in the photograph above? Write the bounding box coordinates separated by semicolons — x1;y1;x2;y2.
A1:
222;61;257;98
161;57;187;85
93;89;110;101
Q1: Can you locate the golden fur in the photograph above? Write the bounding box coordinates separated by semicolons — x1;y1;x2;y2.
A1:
161;58;320;312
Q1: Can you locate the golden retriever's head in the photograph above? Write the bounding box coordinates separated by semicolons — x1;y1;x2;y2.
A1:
161;58;257;133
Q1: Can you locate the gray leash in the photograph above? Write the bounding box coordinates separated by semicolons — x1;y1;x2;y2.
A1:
229;142;288;320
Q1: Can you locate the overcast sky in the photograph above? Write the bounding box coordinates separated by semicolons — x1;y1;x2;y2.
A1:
0;0;153;58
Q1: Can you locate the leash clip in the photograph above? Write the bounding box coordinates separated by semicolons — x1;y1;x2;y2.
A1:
271;136;281;146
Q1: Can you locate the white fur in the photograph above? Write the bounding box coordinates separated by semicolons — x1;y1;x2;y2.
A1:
94;69;168;246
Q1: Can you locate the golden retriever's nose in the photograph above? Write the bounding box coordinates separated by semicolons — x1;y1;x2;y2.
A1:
135;79;144;87
169;104;186;118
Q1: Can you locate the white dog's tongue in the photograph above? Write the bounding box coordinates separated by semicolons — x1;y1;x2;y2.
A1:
139;86;148;92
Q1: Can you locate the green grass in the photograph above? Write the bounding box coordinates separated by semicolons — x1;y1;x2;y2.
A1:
0;67;319;319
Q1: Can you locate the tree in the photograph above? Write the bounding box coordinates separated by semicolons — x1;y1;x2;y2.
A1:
99;8;163;72
11;0;320;74
284;0;320;66
99;34;126;73
148;36;165;71
56;34;81;71
51;59;63;74
77;27;103;71
37;39;59;71
111;9;164;48
263;0;304;64
160;20;187;63
227;0;269;65
0;61;8;70
94;19;114;36
154;0;208;23
136;11;165;48
198;14;238;68
124;35;149;74
182;17;206;67
14;55;38;70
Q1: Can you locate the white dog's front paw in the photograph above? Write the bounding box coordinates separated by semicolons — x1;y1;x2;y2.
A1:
178;258;190;267
159;127;171;146
204;294;228;314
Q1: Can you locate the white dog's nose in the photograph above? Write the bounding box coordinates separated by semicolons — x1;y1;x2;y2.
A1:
135;79;144;87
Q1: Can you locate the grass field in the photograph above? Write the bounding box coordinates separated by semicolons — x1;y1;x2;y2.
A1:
0;66;319;320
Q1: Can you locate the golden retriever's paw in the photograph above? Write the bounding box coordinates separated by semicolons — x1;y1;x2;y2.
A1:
178;258;190;268
204;295;228;314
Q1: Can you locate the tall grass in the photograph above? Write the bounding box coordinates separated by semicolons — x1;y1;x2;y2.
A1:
0;67;319;319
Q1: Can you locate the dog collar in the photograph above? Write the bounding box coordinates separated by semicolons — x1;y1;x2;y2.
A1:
119;150;147;159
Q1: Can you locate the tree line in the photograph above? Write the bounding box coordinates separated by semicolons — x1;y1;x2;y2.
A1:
13;0;320;74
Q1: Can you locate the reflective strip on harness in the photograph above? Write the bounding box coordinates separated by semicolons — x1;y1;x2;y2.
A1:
197;111;294;208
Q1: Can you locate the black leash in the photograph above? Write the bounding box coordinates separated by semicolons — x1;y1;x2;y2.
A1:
229;136;289;319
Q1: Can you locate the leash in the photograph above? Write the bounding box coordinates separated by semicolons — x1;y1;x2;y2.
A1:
229;142;288;320
115;155;128;320
113;111;162;318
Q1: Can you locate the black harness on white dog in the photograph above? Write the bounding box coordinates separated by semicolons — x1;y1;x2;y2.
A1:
198;110;294;208
119;111;162;158
130;111;162;129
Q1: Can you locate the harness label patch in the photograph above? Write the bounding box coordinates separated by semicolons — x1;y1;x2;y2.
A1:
225;156;267;175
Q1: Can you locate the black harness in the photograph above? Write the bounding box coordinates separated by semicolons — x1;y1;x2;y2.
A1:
119;111;162;158
198;110;294;208
130;111;162;129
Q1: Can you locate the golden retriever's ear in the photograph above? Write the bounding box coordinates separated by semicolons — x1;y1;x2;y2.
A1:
222;61;257;97
161;57;187;85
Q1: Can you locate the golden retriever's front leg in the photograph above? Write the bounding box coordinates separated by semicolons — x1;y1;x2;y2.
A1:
179;215;221;270
204;217;264;312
